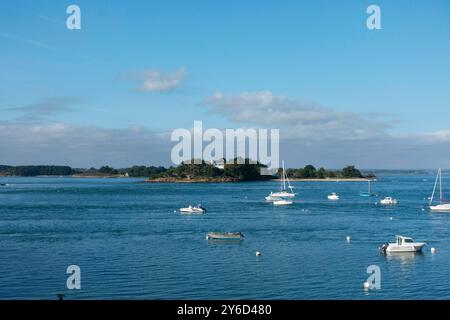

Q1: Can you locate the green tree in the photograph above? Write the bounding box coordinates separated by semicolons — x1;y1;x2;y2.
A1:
302;165;317;178
317;167;326;179
99;166;118;175
341;165;363;178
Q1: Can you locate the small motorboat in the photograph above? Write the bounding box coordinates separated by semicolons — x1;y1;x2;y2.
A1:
179;204;206;214
380;197;398;205
327;192;339;201
380;235;425;253
273;199;293;206
206;232;244;240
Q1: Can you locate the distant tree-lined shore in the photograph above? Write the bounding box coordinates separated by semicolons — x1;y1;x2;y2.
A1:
286;165;375;179
0;162;374;181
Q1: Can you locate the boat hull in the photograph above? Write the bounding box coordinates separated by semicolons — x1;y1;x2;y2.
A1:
380;199;398;205
180;207;206;214
385;243;425;253
360;192;375;197
273;200;293;206
430;204;450;212
206;232;244;240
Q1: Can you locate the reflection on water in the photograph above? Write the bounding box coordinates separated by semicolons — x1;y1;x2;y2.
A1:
384;251;426;275
384;252;425;264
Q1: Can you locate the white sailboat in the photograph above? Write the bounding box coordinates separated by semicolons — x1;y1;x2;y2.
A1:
266;160;295;202
360;180;376;197
429;168;450;212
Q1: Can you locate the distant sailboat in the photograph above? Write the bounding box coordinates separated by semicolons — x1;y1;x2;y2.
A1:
360;180;376;197
429;168;450;212
265;160;295;202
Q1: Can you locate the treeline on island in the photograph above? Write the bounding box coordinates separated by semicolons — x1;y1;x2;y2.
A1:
0;165;165;178
0;162;374;181
0;165;73;176
148;158;268;182
286;165;375;179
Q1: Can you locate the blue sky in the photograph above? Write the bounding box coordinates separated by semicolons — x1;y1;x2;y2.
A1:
1;0;450;168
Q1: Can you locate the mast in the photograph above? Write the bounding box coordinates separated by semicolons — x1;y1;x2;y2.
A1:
440;168;443;204
282;160;286;191
430;168;440;206
286;165;294;193
279;162;283;191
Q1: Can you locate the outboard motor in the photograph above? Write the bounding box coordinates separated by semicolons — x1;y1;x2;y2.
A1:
380;242;389;254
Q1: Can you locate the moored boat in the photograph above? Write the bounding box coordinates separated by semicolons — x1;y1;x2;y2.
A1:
180;204;207;214
206;232;244;240
360;180;376;197
430;203;450;212
380;197;398;205
429;168;450;212
266;160;295;201
273;199;293;206
327;192;339;201
380;235;425;253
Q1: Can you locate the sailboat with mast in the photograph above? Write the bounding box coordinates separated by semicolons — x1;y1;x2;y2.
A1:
265;160;295;202
429;168;450;212
360;180;376;197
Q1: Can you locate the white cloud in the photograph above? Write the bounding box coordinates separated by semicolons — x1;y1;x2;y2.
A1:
423;130;450;142
206;91;388;141
2;97;80;122
0;122;172;167
128;67;187;93
203;91;450;168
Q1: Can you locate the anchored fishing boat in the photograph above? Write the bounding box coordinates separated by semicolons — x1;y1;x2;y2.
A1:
206;232;244;240
380;235;425;253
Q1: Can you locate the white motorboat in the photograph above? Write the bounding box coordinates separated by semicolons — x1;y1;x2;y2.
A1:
179;204;206;214
380;235;425;253
429;168;450;212
266;160;295;201
273;199;293;206
380;197;398;205
327;192;339;201
206;232;244;240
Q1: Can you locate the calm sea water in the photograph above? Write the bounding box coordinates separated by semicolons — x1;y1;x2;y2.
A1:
1;174;450;300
